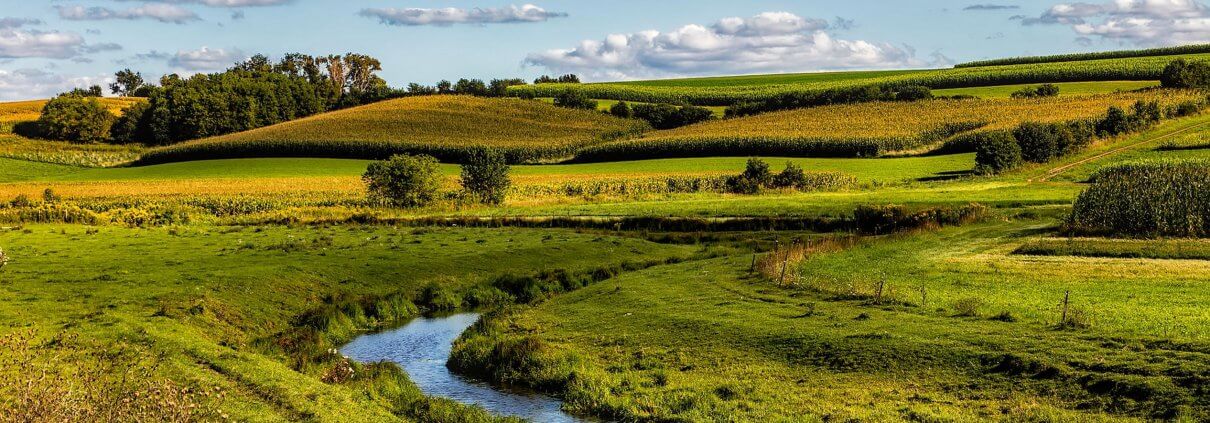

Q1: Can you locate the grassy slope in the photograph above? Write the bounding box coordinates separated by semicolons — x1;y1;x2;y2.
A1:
497;221;1207;421
933;80;1158;98
0;224;696;420
0;98;145;167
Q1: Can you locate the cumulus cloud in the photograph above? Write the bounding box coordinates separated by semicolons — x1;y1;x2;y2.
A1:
359;4;567;26
57;4;201;24
964;4;1022;10
0;18;43;29
0;29;86;59
168;46;246;71
0;68;111;101
1018;0;1210;44
524;12;921;81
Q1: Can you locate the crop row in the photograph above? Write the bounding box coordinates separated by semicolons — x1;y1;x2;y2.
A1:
954;44;1210;68
508;54;1210;106
1069;159;1210;238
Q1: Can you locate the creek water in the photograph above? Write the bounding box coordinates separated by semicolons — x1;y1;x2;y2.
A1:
340;313;589;422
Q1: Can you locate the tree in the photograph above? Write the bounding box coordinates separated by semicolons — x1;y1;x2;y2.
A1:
436;80;453;94
363;154;443;208
772;162;808;189
488;78;526;97
109;69;145;97
36;95;115;143
234;54;273;73
553;90;597;110
974;132;1022;175
453;78;489;96
1161;59;1210;89
343;53;383;93
895;86;933;101
460;149;511;205
610;101;632;119
109;101;153;144
1013;122;1060;163
728;158;773;194
534;74;580;84
68;85;103;97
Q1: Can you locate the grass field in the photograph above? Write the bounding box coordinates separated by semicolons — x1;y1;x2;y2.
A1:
933;80;1159;98
137;95;648;165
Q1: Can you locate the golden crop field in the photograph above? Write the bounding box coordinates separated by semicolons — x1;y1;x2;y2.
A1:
140;95;649;164
0;98;143;127
0;98;146;167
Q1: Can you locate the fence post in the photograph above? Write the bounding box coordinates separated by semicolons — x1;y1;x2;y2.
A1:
920;285;927;308
875;279;885;304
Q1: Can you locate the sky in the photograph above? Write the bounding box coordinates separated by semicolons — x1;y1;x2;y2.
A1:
1;0;1208;100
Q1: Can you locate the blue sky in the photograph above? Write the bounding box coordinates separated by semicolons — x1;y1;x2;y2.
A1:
1;0;1207;100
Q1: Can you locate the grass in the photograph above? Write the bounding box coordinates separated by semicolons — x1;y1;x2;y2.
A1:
463;220;1209;420
1015;237;1210;260
933;80;1159;98
139;95;647;165
0;224;697;420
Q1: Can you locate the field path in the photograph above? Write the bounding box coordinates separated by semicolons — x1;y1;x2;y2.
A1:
1030;118;1209;182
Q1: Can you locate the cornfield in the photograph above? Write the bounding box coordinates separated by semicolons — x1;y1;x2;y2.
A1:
1069;159;1210;238
508;53;1210;106
575;91;1203;161
138;95;647;165
1;98;146;167
954;44;1210;68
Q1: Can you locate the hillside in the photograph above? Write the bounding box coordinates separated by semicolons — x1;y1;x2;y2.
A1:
575;90;1203;161
137;95;647;165
509;53;1206;105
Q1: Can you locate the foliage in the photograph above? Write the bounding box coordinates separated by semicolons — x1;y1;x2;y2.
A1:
609;101;632;119
954;43;1210;68
1014;238;1210;260
1010;83;1060;99
66;86;104;98
630;103;714;129
1068;159;1210;237
1160;59;1210;89
109;68;146;97
35;95;115;143
362;154;443;208
552;90;598;110
974;132;1022;175
460;149;511;205
894;85;933;101
534;74;580;84
137;96;646;165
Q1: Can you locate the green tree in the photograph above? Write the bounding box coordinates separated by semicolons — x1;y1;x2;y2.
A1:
109;69;145;97
974;132;1022;175
36;95;115;143
772;162;808;189
363;154;443;208
610;101;632;118
553;90;597;110
1161;59;1210;89
460;149;512;205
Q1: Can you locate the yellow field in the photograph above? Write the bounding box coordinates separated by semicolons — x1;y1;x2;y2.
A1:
644;90;1201;143
0;98;142;127
181;95;645;148
0;98;146;167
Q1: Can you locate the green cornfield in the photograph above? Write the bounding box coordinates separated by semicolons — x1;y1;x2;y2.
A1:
1069;159;1210;237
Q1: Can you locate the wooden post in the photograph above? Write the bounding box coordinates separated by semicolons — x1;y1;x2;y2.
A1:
749;249;757;275
875;279;885;303
1060;290;1070;327
920;285;927;308
778;252;789;286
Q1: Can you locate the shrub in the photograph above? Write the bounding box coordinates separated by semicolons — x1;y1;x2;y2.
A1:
631;103;713;129
362;154;443;208
36;95;115;143
1068;159;1209;237
1013;122;1061;163
1160;59;1210;89
974;132;1022;175
460;149;511;205
894;85;933;101
609;101;632;119
1097;106;1133;136
727;158;773;193
41;188;60;203
771;162;808;189
1011;83;1061;99
553;90;598;110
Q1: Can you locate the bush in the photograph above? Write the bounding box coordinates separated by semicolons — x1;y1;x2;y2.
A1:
1011;83;1060;99
953;297;984;317
1160;59;1210;89
974;132;1022;175
727;158;773;194
609;101;632;119
894;85;933;101
35;95;115;143
1097;106;1133;136
362;154;443;208
460;149;511;205
771;162;808;189
553;90;598;110
631;103;713;129
1013;122;1061;163
1068;159;1209;237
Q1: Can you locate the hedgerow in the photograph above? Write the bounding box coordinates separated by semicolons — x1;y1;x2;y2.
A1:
1068;159;1210;237
954;44;1210;68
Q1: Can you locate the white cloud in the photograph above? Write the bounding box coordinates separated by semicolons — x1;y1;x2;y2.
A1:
117;0;293;6
524;12;920;81
1019;0;1210;44
0;68;112;101
168;46;246;71
0;29;86;59
57;4;201;24
0;18;43;29
359;4;567;26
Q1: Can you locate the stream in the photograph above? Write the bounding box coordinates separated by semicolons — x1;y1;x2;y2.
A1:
340;313;589;422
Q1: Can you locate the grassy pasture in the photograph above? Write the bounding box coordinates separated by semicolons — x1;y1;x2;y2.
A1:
1015;238;1210;260
509;53;1210;105
933;80;1159;98
137;95;648;165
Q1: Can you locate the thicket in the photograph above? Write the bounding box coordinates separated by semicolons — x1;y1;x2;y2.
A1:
630;103;714;129
1160;59;1210;89
1010;84;1060;99
460;149;511;205
723;85;932;118
534;74;580;84
552;90;598;110
1068;160;1209;237
31;95;114;143
973;132;1022;175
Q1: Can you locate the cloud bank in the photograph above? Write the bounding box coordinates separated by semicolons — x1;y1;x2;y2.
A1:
1016;0;1210;45
0;29;86;59
0;68;111;101
360;4;567;26
168;46;246;71
57;4;201;24
524;12;926;81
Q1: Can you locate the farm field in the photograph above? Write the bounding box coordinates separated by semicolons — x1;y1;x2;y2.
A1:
1;40;1209;423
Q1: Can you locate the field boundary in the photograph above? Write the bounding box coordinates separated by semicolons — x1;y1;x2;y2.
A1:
1030;117;1210;183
